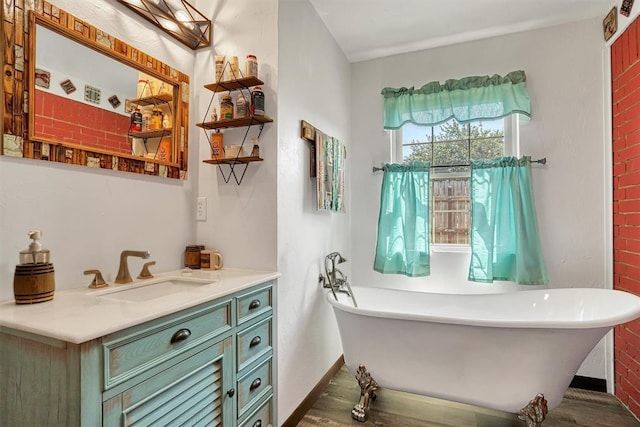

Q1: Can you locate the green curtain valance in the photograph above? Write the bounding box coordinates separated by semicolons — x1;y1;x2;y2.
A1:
381;70;531;130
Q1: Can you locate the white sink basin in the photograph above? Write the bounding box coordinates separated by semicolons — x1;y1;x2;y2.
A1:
95;276;216;302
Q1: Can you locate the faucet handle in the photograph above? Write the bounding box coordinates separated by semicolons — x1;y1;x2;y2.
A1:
138;261;156;279
84;269;108;289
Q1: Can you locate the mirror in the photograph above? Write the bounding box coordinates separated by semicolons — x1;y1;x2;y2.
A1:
1;2;189;179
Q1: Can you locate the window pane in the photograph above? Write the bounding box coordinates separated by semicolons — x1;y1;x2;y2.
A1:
399;118;505;245
432;140;468;167
431;177;470;244
469;119;504;161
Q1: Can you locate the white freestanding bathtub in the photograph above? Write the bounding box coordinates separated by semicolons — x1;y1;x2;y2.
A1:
326;286;640;424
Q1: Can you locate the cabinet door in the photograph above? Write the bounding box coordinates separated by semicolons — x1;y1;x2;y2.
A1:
103;337;234;427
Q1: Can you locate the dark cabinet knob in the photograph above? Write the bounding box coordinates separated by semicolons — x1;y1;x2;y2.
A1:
249;336;262;348
252;421;262;427
249;299;261;310
250;378;262;391
226;388;235;397
170;328;191;344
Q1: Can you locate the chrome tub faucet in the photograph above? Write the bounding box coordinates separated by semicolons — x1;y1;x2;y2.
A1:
115;250;151;284
324;251;347;289
321;251;357;307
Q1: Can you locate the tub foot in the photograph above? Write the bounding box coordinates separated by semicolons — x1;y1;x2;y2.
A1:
351;364;379;422
517;393;548;427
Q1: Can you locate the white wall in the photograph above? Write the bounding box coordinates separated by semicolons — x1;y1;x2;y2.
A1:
276;0;351;423
0;0;198;302
194;0;278;271
350;19;608;378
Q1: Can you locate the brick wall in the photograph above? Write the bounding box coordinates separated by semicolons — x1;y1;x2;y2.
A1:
612;16;640;418
34;91;130;155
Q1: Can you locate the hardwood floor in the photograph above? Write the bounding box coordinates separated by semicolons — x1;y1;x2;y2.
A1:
298;367;640;426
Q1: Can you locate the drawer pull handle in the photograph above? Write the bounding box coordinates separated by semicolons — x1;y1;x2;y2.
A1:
250;378;262;391
170;328;191;344
249;299;261;310
227;388;235;397
249;336;262;348
252;421;262;427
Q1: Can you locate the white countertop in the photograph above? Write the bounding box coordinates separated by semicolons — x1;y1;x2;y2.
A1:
0;268;280;344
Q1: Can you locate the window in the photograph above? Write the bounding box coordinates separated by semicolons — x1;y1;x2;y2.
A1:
393;116;519;246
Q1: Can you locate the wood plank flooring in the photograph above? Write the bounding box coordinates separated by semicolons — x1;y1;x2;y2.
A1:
298;367;640;427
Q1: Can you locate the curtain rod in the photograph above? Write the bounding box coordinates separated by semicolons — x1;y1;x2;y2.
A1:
372;157;547;173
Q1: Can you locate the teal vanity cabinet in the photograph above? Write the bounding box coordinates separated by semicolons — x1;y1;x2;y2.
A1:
0;281;275;427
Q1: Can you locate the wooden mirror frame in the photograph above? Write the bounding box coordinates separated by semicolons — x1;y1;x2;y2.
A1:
2;0;190;179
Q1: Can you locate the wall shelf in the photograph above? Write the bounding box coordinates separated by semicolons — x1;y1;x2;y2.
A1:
200;67;272;185
203;156;264;165
196;115;273;130
129;128;172;139
128;93;173;106
204;76;264;93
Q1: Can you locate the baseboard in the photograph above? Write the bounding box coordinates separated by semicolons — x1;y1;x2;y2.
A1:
281;354;345;427
570;375;607;393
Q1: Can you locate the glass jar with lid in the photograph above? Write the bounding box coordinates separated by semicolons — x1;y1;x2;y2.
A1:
220;94;234;119
150;108;163;130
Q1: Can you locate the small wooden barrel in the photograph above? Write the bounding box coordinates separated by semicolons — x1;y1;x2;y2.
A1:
13;263;55;304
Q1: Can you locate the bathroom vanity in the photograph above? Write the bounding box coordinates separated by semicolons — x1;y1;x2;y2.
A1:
0;268;278;427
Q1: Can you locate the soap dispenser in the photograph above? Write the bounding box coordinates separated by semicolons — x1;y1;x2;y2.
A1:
19;230;50;264
14;230;55;304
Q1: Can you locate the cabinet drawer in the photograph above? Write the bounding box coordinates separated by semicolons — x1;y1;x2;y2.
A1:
237;357;272;418
239;397;272;427
236;285;272;325
103;300;231;390
237;318;272;372
103;337;233;427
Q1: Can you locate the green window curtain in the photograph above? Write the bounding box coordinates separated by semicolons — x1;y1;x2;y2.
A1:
381;70;530;130
374;162;430;277
468;156;548;285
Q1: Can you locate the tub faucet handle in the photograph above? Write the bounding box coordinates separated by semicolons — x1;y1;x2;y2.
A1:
84;269;108;289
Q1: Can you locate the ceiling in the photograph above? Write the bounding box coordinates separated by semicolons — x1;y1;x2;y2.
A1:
308;0;614;62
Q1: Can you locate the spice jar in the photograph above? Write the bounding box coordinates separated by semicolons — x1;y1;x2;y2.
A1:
251;87;265;116
227;56;239;80
215;55;225;82
220;94;234;119
245;55;258;77
137;79;149;98
142;109;152;131
150;108;163;130
236;93;249;118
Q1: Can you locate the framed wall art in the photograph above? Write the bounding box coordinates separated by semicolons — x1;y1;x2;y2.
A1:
604;6;618;41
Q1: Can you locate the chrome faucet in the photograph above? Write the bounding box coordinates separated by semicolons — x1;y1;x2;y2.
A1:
115;250;151;284
321;252;357;306
324;251;347;289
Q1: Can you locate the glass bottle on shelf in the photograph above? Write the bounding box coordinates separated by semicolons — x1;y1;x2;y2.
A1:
236;92;249;118
220;94;234;119
150;108;163;130
245;55;258;77
130;108;142;132
142;108;152;131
